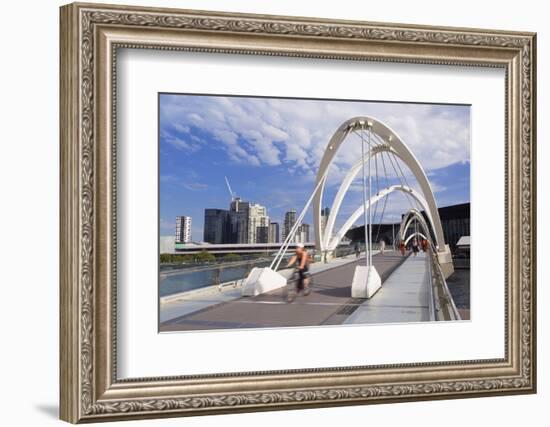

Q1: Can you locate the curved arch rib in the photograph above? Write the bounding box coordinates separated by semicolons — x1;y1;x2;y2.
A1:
327;185;437;251
399;208;433;243
404;232;427;246
322;144;398;249
313;116;446;253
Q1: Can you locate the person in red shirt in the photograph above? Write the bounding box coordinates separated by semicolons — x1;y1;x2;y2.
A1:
421;238;429;252
399;240;406;256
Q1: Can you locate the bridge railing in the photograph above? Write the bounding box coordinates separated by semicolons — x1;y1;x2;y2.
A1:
426;251;436;321
428;249;461;321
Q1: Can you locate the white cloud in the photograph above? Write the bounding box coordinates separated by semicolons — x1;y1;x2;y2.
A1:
183;182;209;191
261;123;289;141
162;133;201;152
213;129;238;145
284;142;309;168
187;113;203;125
173;123;190;133
430;182;447;194
160;94;470;196
241;129;281;166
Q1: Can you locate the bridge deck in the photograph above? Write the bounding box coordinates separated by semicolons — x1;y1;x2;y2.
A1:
160;251;409;332
344;251;432;324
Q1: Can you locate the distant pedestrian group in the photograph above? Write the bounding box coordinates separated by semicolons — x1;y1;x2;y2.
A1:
399;237;430;257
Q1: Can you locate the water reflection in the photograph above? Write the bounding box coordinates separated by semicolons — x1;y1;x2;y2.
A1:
159;261;271;297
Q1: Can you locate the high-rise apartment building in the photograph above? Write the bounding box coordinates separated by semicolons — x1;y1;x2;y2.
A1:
320;207;331;237
204;198;273;245
269;222;280;243
299;223;310;243
295;223;310;243
203;209;230;244
248;204;269;244
283;209;297;242
175;216;192;243
256;225;269;243
229;197;250;244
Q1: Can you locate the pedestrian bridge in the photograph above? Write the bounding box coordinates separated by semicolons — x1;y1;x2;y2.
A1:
160;115;462;331
159;249;460;332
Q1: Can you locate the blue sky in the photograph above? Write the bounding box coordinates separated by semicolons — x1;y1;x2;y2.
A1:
159;94;470;241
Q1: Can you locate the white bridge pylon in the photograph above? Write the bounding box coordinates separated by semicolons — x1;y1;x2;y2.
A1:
312;116;454;277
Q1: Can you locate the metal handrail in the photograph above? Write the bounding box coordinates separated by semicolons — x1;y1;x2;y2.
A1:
426;250;436;321
428;249;461;321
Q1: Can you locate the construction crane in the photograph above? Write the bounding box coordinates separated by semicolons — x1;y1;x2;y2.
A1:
224;176;236;201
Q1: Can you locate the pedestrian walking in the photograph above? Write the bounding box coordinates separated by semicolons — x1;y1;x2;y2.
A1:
379;239;385;255
421;238;429;252
412;238;420;257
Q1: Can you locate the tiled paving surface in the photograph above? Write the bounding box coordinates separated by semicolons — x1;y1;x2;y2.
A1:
160;251;408;332
344;252;432;325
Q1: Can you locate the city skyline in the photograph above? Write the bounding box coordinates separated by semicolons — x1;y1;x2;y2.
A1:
160;94;470;241
202;198;311;245
165;192;320;243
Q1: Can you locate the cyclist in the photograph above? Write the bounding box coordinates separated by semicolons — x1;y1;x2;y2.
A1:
285;243;311;302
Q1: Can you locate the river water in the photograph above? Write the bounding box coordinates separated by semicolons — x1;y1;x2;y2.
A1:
446;266;470;309
159;261;271;297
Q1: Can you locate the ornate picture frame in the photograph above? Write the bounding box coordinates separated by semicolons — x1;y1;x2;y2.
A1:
60;2;536;423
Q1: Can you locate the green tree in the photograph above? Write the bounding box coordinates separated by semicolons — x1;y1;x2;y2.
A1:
223;253;241;262
182;254;194;263
195;251;215;263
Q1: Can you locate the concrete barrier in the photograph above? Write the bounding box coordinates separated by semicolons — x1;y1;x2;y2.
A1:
351;265;382;298
241;267;287;296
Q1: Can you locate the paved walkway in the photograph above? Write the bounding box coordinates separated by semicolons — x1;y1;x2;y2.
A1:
344;251;432;324
160;251;408;331
159;251;376;323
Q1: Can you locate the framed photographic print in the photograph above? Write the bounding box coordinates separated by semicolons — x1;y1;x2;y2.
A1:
157;93;468;332
60;2;537;423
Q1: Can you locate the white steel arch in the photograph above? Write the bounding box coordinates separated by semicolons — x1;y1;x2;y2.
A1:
313;116;447;254
326;185;437;251
404;232;428;246
398;208;437;254
399;208;434;245
322;143;396;247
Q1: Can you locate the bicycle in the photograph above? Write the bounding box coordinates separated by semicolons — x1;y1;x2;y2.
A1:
285;267;312;303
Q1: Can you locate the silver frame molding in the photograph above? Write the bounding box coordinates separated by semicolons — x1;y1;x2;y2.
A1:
60;2;537;423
